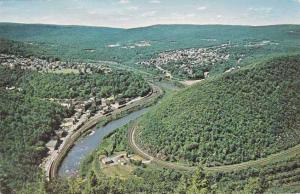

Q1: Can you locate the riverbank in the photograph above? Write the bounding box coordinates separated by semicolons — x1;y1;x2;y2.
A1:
59;108;150;177
46;84;163;179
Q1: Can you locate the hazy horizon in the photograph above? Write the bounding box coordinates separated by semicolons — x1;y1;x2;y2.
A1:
0;0;300;28
1;21;300;30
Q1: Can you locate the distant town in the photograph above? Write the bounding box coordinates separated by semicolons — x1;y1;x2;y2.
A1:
0;53;112;74
138;43;236;78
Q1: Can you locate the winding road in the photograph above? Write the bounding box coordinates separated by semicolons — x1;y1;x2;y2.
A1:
128;125;300;173
48;81;299;179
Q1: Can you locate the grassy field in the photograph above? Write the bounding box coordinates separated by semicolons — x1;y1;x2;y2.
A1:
102;165;134;179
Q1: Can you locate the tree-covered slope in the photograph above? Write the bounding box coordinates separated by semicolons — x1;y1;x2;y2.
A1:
0;38;43;57
1;23;300;63
0;68;70;192
17;70;150;100
136;56;300;166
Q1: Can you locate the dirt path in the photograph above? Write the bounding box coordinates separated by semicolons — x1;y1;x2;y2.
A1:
128;125;300;173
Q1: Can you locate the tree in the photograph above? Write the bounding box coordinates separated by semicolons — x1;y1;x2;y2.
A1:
175;174;189;194
67;177;84;194
243;177;266;194
187;167;211;194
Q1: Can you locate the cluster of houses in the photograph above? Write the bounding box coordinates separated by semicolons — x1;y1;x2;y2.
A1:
0;54;112;74
45;95;131;152
138;44;232;78
244;40;279;48
101;153;150;167
101;154;128;166
107;40;152;49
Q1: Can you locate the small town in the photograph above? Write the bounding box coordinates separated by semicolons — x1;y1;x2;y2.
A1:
0;53;112;74
138;44;232;78
107;40;152;49
44;94;134;153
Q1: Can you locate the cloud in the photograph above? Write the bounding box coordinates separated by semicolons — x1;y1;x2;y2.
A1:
87;8;103;15
186;13;196;18
149;0;161;3
88;10;97;15
126;6;139;11
248;7;273;14
197;6;207;11
141;11;157;17
119;0;130;4
170;12;196;20
216;15;223;19
118;17;130;21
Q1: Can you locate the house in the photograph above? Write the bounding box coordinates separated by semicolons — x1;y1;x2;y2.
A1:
100;106;111;115
83;100;92;110
101;157;114;165
117;98;127;106
74;112;82;120
204;71;210;78
117;155;127;165
61;118;75;127
95;98;102;106
55;129;67;138
101;98;107;107
111;102;120;110
46;139;59;151
107;96;115;104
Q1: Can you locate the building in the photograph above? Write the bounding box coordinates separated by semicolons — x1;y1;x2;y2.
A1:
101;157;114;165
46;139;59;152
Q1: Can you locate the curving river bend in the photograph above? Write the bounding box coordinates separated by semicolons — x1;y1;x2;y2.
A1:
58;108;149;177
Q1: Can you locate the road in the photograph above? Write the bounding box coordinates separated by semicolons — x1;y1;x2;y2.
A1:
48;84;163;180
128;125;300;173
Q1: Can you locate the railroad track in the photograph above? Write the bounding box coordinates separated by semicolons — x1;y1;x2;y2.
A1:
128;123;300;173
48;84;163;179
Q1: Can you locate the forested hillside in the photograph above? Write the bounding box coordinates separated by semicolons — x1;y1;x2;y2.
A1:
0;23;300;65
17;70;150;100
136;55;300;166
0;65;150;193
0;67;71;192
0;38;44;57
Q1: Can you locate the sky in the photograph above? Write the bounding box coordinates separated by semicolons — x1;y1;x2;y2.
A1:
0;0;300;28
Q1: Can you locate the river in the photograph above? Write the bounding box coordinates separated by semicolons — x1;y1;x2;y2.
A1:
58;108;149;177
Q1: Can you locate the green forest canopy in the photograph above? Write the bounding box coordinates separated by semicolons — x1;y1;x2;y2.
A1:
136;55;300;166
17;70;150;100
0;88;69;192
